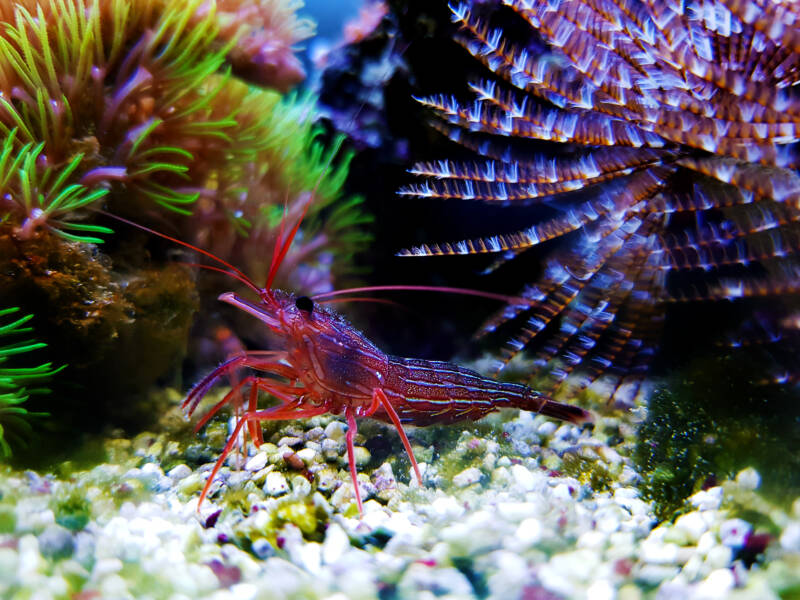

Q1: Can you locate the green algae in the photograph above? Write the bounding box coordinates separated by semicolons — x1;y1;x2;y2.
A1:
232;495;329;552
275;500;320;536
635;353;800;520
0;505;15;534
51;489;90;532
561;452;615;493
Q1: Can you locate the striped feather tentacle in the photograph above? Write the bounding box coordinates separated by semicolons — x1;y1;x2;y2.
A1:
402;0;800;397
494;210;650;372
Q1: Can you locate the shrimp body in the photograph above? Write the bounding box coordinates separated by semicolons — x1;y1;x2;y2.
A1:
105;207;591;515
189;289;592;514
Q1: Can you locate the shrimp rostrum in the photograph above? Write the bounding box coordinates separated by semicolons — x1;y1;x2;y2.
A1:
111;208;592;515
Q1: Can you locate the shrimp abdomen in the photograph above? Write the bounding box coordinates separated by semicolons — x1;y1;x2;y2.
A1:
378;357;591;425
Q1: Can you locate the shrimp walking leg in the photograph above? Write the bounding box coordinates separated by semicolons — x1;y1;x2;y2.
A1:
193;374;304;429
372;388;422;486
182;350;288;415
199;395;327;508
344;407;364;514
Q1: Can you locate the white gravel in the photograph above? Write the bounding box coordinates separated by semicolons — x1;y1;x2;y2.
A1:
0;410;798;600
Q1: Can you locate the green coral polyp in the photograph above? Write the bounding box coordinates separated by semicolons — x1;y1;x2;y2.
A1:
0;0;252;230
0;132;112;243
0;306;64;457
0;0;369;278
186;85;372;290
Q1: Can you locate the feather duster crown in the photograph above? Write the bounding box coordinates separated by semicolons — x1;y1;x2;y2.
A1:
401;0;800;400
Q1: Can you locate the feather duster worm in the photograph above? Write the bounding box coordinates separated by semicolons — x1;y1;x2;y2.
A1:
400;0;800;401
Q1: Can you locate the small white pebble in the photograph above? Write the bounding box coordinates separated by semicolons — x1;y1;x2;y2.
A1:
372;462;397;491
352;446;370;466
636;564;681;586
696;531;716;555
321;438;341;459
537;421;557;436
227;470;250;487
614;487;644;514
598;446;622;465
453;467;483;488
719;518;752;548
244;452;268;472
586;579;614;600
618;465;641;486
140;462;164;478
695;568;734;598
705;544;733;569
515;518;543;546
229;583;258;599
735;467;761;490
639;539;680;564
305;426;325;441
322;524;351;564
577;530;606;550
674;512;708;543
291;475;312;497
614;487;639;501
510;464;536;491
681;553;707;581
277;436;303;448
324;421;346;441
93;557;124;578
167;464;191;480
482;453;497;471
596;512;621;535
430;496;465;519
551;483;575;501
780;522;800;552
177;472;204;495
315;468;339;493
689;487;723;510
295;448;317;464
251;466;274;485
264;471;289;496
496;502;536;521
296;542;322;574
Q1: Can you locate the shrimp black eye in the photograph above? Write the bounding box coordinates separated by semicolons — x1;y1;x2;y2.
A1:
295;296;314;315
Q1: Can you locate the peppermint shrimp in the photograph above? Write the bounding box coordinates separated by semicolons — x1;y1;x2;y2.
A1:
110;209;592;515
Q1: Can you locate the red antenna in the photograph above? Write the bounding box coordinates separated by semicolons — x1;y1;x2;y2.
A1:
98;211;263;297
265;136;347;290
312;285;536;306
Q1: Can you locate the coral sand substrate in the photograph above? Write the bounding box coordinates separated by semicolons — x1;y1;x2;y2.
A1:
1;390;798;600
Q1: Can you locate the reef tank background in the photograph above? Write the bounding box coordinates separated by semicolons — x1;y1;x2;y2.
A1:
1;1;800;599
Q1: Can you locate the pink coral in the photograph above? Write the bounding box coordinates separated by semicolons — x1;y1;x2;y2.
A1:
206;0;314;91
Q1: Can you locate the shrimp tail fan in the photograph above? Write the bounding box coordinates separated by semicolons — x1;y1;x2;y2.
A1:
524;390;593;424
